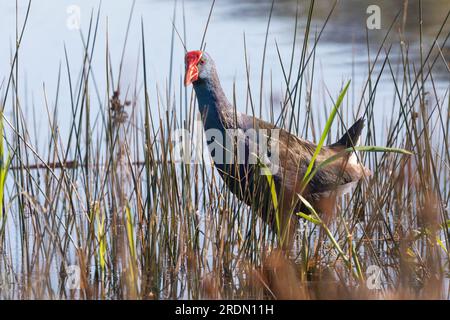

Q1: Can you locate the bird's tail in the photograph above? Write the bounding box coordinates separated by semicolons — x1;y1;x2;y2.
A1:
330;117;365;148
329;117;372;178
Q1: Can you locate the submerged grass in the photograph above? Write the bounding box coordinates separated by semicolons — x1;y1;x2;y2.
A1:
0;0;449;300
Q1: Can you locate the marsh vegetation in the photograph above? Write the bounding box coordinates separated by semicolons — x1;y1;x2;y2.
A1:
0;0;449;299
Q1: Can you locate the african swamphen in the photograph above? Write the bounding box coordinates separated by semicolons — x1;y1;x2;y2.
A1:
184;50;370;243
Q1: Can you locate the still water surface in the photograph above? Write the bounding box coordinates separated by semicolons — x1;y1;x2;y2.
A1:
0;0;448;134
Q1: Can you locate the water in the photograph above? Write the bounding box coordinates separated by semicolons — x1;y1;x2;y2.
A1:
0;0;448;138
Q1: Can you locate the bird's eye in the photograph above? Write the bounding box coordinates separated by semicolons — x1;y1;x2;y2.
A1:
199;59;205;65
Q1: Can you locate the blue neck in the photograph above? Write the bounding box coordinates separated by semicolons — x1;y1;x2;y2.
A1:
193;77;230;131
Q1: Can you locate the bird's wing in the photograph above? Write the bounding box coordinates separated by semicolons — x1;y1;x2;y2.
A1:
235;113;368;195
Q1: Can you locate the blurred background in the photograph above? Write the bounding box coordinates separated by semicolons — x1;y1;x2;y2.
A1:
0;0;449;138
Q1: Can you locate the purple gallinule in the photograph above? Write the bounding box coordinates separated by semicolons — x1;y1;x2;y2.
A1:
184;50;370;242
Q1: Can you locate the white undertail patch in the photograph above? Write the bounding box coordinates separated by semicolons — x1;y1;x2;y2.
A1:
348;136;361;165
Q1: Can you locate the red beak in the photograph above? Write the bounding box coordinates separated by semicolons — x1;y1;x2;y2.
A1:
184;50;203;86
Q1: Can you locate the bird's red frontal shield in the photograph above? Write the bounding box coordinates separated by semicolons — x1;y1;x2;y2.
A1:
184;50;203;86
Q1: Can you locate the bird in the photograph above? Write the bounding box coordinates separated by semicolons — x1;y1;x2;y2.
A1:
184;50;371;246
